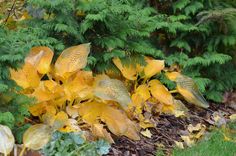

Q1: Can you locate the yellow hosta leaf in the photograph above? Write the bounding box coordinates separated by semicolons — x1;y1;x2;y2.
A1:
53;111;69;130
0;125;15;155
10;63;40;89
149;80;174;105
42;111;68;130
165;72;180;81
112;57;138;80
105;69;122;80
131;93;144;112
91;124;114;143
93;76;132;110
131;84;150;112
32;80;64;102
78;101;140;140
59;119;81;133
139;121;155;129
64;71;93;101
66;105;79;118
135;84;151;102
25;46;54;74
141;129;152;138
168;73;209;108
23;124;52;150
54;43;90;79
29;102;56;117
161;104;175;113
143;57;164;78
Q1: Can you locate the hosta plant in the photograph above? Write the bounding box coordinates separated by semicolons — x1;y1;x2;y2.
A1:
10;43;140;148
9;43;209;154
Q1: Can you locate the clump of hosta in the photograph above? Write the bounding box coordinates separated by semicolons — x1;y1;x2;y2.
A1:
10;43;209;152
111;57;208;129
10;43;140;146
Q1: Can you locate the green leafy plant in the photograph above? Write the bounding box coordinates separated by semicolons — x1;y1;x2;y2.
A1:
42;131;110;156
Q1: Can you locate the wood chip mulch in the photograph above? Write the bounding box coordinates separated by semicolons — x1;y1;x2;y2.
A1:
107;91;236;156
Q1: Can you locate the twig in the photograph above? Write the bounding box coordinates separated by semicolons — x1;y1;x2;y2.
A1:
4;0;17;25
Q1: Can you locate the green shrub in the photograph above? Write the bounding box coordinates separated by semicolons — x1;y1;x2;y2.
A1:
24;0;236;102
150;0;236;102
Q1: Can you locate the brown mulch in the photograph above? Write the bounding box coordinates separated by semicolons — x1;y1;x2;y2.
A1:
107;91;236;156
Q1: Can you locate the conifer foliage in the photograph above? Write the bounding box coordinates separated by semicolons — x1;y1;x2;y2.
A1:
23;0;236;102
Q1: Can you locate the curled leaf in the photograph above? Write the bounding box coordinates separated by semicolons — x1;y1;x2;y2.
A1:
25;46;54;74
54;43;90;79
112;57;138;80
0;125;15;155
149;80;174;105
23;124;52;150
143;57;164;78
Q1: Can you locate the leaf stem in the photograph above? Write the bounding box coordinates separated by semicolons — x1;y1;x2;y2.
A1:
19;146;26;156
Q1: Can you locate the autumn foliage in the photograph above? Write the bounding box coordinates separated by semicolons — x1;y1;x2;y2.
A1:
0;43;211;155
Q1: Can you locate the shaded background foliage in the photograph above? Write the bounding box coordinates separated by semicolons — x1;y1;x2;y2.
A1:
0;0;235;137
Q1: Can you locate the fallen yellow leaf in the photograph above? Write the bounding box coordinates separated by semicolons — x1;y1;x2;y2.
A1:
141;129;152;138
181;135;195;147
174;141;184;149
187;123;202;133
